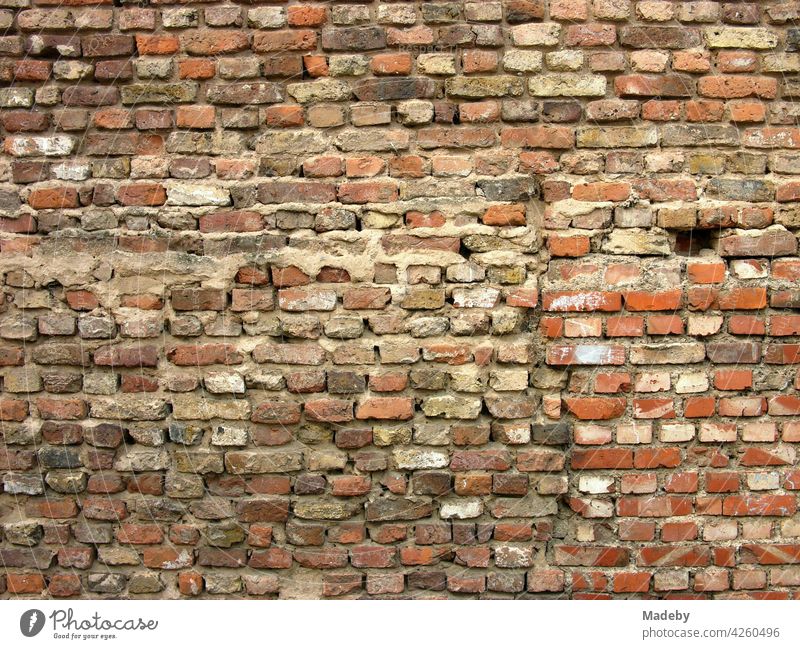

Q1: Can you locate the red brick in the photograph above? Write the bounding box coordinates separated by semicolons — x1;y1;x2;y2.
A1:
200;211;263;233
288;6;327;27
625;290;682;311
28;187;79;210
117;184;166;207
265;105;304;128
304;399;353;423
542;291;622;312
639;547;710;567
136;34;179;55
179;59;215;80
718;287;768;310
168;344;241;366
371;53;412;75
6;574;45;594
48;574;81;597
572;448;633;470
714;369;752;390
564;397;626;420
482;203;526;226
613;572;651;593
548;234;590;257
355;397;414;421
723;496;796;517
253;30;318;53
573;182;631;202
698;76;777;99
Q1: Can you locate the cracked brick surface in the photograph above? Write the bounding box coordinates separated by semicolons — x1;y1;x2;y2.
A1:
1;0;800;599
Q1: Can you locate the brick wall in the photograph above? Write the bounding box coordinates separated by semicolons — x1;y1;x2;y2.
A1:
1;0;800;599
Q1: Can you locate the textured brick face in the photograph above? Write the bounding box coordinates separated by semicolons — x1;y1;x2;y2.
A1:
1;0;800;600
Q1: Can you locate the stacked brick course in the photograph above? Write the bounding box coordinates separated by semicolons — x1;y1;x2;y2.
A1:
1;0;800;599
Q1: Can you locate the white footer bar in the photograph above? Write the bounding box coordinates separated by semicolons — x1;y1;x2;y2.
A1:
1;599;795;648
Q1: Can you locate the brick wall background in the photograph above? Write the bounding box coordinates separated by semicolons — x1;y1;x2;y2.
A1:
1;0;800;599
